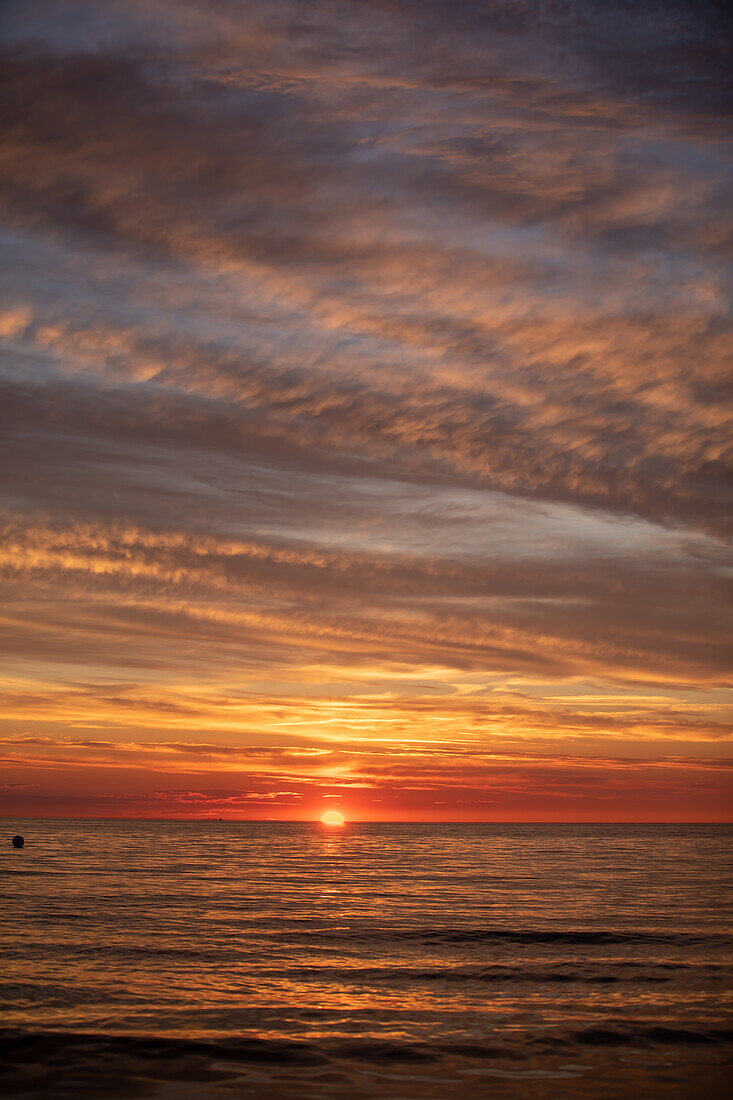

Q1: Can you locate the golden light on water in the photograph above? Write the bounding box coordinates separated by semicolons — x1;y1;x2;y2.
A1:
320;810;345;826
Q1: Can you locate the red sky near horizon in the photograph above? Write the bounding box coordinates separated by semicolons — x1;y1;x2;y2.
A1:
0;0;731;822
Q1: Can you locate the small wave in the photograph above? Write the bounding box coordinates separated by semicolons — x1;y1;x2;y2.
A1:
412;928;724;946
0;1027;330;1067
311;925;730;948
2;1023;732;1067
562;1026;733;1048
272;961;717;986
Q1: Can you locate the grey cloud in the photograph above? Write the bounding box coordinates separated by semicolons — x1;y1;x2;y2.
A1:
1;0;731;755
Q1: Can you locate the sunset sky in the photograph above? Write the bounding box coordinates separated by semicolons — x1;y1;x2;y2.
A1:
1;0;731;821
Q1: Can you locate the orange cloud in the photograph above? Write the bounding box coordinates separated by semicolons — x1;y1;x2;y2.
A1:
0;0;730;820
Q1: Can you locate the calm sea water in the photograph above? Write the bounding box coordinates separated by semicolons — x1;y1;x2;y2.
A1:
1;821;732;1099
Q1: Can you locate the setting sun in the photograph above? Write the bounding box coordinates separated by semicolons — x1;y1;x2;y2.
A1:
320;810;345;826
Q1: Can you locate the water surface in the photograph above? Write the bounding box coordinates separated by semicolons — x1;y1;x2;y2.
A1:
2;821;731;1098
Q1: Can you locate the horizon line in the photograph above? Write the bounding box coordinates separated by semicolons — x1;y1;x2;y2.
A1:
2;816;732;825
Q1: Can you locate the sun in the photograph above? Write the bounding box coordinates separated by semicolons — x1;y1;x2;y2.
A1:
320;810;345;826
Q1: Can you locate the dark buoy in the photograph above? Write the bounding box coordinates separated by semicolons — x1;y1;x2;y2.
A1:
11;835;24;849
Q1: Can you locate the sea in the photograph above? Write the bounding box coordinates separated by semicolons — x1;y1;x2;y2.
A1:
1;821;732;1099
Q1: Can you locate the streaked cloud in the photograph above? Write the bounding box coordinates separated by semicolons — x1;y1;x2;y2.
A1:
0;0;730;818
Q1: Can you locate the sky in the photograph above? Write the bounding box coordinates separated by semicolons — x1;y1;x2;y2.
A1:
0;0;731;821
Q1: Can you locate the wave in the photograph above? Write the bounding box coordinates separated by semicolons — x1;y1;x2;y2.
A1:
302;925;732;949
2;1024;732;1068
397;927;728;946
6;926;729;965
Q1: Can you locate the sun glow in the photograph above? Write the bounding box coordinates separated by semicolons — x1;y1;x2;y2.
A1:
320;810;345;826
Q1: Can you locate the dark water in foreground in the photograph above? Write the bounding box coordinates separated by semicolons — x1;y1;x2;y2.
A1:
1;821;731;1099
